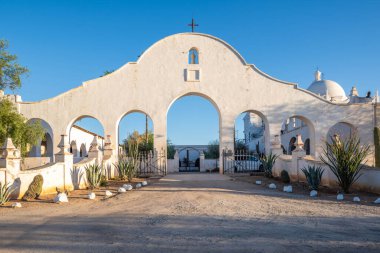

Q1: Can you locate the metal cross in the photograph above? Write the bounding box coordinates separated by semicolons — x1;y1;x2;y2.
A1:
188;18;198;32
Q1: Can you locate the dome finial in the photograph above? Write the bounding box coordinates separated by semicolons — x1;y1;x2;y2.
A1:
315;68;322;81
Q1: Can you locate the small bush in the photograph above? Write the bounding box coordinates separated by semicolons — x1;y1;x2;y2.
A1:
85;164;102;190
100;176;108;187
280;170;290;183
301;165;325;191
0;182;14;205
260;153;278;178
22;175;43;201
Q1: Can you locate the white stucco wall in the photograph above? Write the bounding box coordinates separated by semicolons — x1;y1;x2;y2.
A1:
16;33;376;172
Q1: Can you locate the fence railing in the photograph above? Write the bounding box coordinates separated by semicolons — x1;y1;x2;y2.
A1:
223;150;263;174
125;149;167;177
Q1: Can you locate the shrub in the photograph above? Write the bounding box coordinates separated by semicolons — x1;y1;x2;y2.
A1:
0;182;14;205
22;175;43;201
85;164;102;190
320;134;369;193
280;170;290;183
100;176;108;187
301;165;324;191
260;153;278;178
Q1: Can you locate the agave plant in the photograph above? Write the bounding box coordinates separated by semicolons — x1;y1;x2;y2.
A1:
320;134;369;193
260;153;278;178
114;157;136;182
0;182;14;205
301;165;324;191
84;164;102;190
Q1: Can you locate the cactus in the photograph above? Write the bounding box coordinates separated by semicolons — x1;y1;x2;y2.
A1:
375;127;380;167
22;175;43;201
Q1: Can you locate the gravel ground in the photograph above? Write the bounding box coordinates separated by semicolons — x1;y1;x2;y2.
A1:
0;173;379;253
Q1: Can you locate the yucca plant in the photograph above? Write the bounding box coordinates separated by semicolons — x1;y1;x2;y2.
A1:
84;164;102;190
301;165;324;191
320;134;370;193
0;182;14;205
260;153;278;178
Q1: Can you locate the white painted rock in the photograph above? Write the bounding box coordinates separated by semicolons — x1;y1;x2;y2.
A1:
54;193;68;203
105;190;113;197
255;180;262;185
141;181;148;186
310;190;318;197
283;185;293;193
268;183;276;189
337;194;344;201
374;198;380;204
12;202;22;208
135;183;142;189
353;197;360;202
88;192;96;200
118;187;126;193
123;184;133;191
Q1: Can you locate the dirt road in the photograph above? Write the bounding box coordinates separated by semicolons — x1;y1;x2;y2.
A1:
0;174;379;253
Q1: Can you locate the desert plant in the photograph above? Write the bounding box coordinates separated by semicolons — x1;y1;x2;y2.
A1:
84;164;102;190
22;175;43;201
374;127;380;167
0;182;14;205
301;165;325;191
320;134;370;193
260;153;278;178
114;157;137;182
280;170;290;183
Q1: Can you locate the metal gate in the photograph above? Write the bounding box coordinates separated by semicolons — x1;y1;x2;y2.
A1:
134;149;167;177
223;150;263;174
179;159;200;172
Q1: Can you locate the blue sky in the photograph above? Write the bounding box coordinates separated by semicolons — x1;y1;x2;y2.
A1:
2;0;379;144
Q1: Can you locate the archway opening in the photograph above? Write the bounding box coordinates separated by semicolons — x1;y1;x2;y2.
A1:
117;111;153;156
235;111;268;155
68;116;104;164
232;111;267;173
167;95;220;173
280;116;315;155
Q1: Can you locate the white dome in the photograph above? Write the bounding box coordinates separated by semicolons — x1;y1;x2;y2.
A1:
307;71;347;102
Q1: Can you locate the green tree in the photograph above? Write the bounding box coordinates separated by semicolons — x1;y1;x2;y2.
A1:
122;131;153;154
167;139;175;159
204;140;219;159
0;99;45;156
0;40;29;91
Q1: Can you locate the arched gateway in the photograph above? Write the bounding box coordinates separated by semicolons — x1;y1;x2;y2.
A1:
18;33;375;173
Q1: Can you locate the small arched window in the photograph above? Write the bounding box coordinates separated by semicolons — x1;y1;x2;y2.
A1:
188;48;199;64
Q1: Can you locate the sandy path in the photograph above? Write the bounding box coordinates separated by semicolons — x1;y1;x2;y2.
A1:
0;174;379;253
